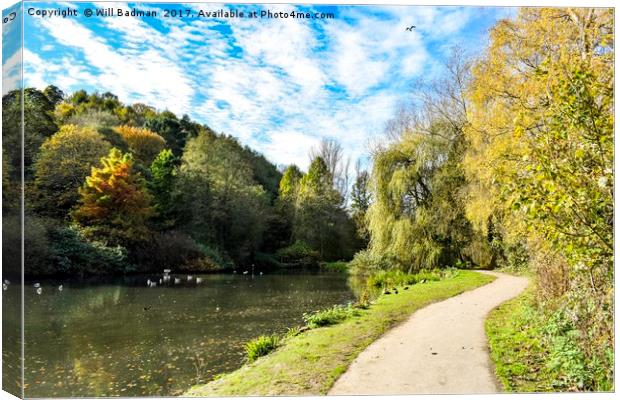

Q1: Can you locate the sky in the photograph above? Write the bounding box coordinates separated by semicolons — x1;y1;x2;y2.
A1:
4;2;513;170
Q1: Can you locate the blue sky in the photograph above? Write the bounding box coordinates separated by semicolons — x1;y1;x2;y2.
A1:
6;2;513;169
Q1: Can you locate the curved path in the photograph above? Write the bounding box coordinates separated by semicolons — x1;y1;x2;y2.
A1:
328;271;528;395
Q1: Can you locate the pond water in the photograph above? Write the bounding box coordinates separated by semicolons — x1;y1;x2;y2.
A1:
3;272;357;397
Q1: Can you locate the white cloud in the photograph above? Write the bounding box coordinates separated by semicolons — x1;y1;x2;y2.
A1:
2;50;21;94
24;4;497;172
34;12;194;114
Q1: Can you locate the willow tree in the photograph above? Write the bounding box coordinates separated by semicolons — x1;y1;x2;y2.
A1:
464;8;613;389
364;48;473;273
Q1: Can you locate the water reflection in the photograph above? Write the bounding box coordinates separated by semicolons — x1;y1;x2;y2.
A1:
9;272;356;397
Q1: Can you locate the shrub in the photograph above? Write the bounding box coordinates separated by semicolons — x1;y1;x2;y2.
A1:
244;335;279;362
348;249;391;274
254;252;283;271
49;225;130;276
366;268;457;289
275;240;319;266
303;304;359;328
320;261;348;272
196;243;233;270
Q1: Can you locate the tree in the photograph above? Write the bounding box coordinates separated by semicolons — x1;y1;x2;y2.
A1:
309;138;350;201
363;48;474;272
2;88;58;177
148;149;178;228
114;125;166;166
33;125;112;217
279;165;303;200
294;157;355;260
43;85;64;106
144;111;186;156
180;132;269;262
72;148;154;244
463;8;613;389
350;161;371;244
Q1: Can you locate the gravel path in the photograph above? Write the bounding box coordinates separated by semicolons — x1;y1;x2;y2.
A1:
328;271;528;395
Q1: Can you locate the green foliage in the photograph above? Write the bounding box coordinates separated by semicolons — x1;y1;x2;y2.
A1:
275;241;320;266
365;268;457;289
465;9;614;390
3;87;58;176
254;252;283;271
148;149;179;228
33;124;111;216
279;165;303;200
303;304;359;328
319;261;348;273
486;289;613;392
350;168;371;244
131;231;229;272
180;132;269;263
48;225;130;276
294;157;357;261
348;249;392;274
244;335;280;362
144;110;187;156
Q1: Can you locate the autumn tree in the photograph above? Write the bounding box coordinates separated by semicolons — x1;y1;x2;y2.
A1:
464;8;613;389
72;148;153;244
115;125;166;166
33;125;111;217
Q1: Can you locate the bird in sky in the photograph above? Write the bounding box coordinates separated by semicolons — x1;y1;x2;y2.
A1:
405;25;416;31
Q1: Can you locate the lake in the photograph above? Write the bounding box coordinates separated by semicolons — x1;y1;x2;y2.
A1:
3;272;357;397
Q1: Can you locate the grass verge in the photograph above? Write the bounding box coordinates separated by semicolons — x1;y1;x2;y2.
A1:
185;270;494;396
486;287;614;392
486;287;556;392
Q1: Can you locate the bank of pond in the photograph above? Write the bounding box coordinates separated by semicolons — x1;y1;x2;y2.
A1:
2;266;469;397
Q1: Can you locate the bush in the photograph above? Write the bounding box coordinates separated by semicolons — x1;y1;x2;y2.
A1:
48;225;131;276
195;243;233;271
348;249;391;274
130;232;233;272
319;261;348;272
366;268;458;289
244;335;279;362
275;241;319;266
254;252;283;271
303;304;359;328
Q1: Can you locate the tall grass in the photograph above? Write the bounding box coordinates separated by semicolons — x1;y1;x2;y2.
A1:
244;335;280;362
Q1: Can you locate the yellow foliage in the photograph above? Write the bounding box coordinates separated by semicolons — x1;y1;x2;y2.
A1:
114;125;166;165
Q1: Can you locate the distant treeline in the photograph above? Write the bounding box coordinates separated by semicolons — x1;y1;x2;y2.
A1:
2;88;367;277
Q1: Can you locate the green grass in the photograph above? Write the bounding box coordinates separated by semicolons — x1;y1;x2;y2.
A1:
486;288;557;392
303;304;359;328
244;335;280;362
185;270;494;396
486;288;614;392
319;261;349;272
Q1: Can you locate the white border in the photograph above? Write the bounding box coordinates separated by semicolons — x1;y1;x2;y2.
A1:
0;1;617;400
